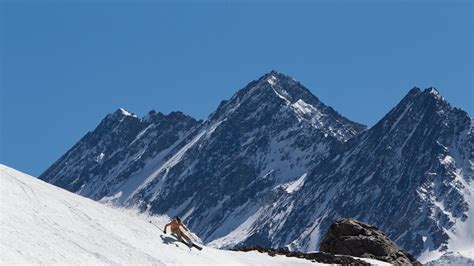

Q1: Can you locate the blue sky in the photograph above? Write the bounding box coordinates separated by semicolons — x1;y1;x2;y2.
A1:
1;1;472;176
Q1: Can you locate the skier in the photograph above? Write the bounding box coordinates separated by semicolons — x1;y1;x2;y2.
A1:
163;216;192;243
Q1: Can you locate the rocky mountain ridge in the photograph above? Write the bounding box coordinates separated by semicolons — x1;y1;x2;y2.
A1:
40;71;473;261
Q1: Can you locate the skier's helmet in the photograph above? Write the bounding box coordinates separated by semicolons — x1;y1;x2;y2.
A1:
175;216;181;223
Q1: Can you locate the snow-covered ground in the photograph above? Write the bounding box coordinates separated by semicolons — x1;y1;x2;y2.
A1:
0;164;320;265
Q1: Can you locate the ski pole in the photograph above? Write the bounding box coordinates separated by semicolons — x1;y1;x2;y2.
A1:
149;221;163;232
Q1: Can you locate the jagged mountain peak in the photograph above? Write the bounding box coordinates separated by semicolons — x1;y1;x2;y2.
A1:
104;108;137;121
405;87;447;105
373;87;462;133
404;86;445;100
417;87;446;104
94;108;140;134
105;108;197;126
228;70;311;103
209;71;365;141
406;86;422;97
268;69;282;75
260;70;297;85
253;70;313;104
426;87;441;96
143;110;198;124
167;111;197;120
143;109;163;121
111;107;137;118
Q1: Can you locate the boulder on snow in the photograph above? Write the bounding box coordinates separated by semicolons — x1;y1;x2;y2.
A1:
319;218;421;265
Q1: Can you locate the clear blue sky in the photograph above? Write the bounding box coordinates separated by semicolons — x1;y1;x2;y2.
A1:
1;1;472;176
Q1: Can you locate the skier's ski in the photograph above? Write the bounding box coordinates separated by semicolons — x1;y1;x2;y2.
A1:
191;243;203;250
179;239;202;250
179;239;192;248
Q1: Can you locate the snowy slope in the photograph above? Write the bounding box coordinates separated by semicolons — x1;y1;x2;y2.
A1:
0;164;320;265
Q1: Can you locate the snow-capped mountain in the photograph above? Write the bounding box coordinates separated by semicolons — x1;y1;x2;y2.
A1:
237;87;473;262
41;70;365;242
39;71;473;262
41;109;200;200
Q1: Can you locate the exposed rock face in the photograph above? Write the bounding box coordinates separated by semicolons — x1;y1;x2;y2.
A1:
232;246;370;265
40;109;200;200
319;218;421;265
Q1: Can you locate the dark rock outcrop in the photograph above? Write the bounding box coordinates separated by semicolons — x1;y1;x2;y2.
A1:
319;218;421;265
232;246;370;265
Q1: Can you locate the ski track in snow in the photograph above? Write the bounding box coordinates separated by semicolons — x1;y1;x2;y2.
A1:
1;164;324;265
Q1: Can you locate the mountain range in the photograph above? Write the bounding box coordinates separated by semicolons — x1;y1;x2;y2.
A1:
40;71;473;262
